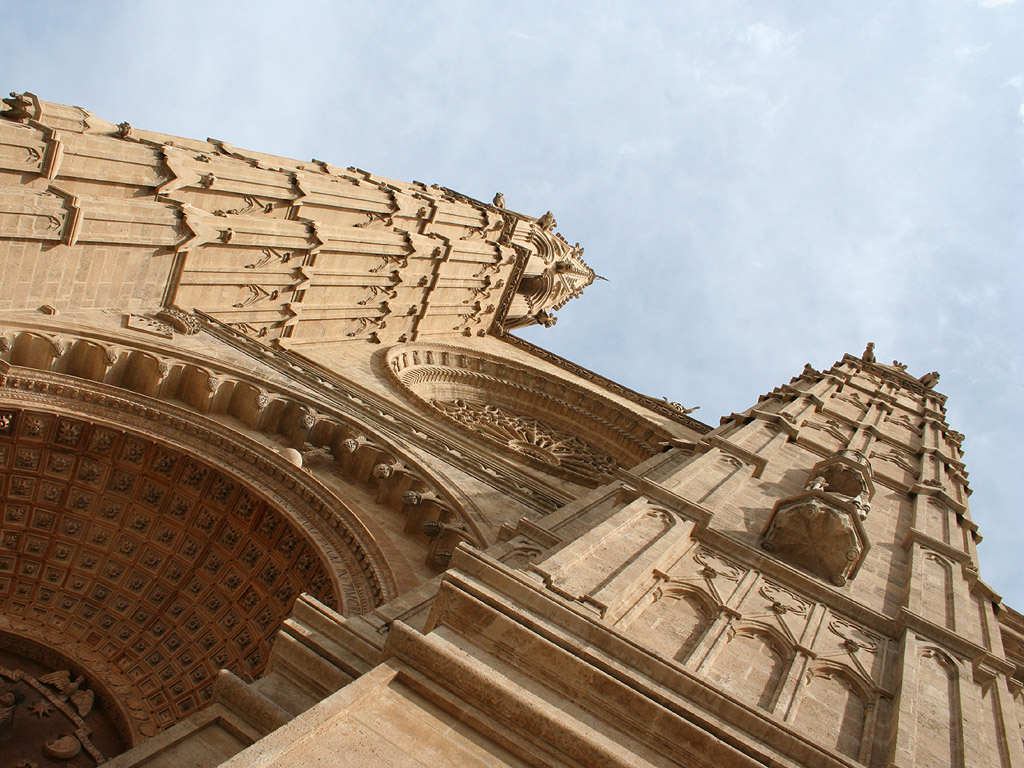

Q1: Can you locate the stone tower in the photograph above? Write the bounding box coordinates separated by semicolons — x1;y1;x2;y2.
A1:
0;92;1020;768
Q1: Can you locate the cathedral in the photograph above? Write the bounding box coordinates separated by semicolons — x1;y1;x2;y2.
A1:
0;92;1020;767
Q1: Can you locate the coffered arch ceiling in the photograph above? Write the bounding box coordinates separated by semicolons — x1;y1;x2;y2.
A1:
0;379;395;747
0;324;488;564
385;343;673;487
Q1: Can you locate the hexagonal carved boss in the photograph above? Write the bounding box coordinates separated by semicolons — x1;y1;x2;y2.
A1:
760;491;871;587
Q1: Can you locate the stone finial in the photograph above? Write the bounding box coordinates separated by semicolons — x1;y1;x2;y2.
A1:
862;342;876;363
919;371;940;388
492;192;505;208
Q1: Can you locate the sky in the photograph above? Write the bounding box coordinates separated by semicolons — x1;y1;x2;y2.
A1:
4;1;1024;605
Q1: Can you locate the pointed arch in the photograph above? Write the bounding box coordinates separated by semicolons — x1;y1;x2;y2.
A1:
705;622;792;711
623;581;718;664
793;661;873;760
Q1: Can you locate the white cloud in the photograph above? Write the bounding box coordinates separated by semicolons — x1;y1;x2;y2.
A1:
954;43;991;62
738;23;790;55
1019;101;1024;126
976;0;1015;7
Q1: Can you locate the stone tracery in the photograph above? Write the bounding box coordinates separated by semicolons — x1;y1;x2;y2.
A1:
430;399;617;480
385;343;672;487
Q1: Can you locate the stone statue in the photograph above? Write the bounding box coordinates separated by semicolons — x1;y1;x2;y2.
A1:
535;310;557;328
661;398;700;414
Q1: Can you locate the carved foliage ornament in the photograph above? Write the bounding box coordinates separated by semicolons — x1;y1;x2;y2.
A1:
386;344;672;489
431;398;617;481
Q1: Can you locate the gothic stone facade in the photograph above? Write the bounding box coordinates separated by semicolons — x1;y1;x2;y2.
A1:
0;93;1020;768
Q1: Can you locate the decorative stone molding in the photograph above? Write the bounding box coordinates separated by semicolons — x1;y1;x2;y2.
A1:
385;342;672;486
0;399;366;741
807;449;875;511
841;353;948;403
761;491;871;587
155;307;202;336
200;315;569;514
432;398;617;482
0;373;391;610
0;323;485;552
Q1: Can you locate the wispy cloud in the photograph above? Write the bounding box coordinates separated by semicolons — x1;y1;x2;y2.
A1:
954;43;991;61
737;23;794;55
6;0;1024;609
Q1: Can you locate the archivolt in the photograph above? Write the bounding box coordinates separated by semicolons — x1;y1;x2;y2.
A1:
385;342;672;487
0;324;485;561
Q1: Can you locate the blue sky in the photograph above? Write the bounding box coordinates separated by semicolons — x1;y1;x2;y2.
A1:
5;1;1024;605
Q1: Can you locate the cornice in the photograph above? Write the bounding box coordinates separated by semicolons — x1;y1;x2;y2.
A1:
838;354;948;405
198;314;574;514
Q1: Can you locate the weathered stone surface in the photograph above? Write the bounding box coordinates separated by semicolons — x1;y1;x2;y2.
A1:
1;94;1020;768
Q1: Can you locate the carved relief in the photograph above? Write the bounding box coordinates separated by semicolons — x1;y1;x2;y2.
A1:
432;399;617;481
808;450;873;501
827;617;880;655
885;411;920;432
834;390;869;412
689;548;743;604
761;492;870;587
244;247;293;271
759;581;810;616
232;284;279;308
0;648;124;767
124;315;173;339
871;447;917;475
692;548;742;582
804;417;850;444
825;616;884;684
386;343;669;488
154;308;201;336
